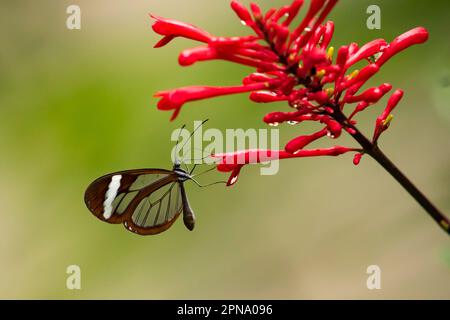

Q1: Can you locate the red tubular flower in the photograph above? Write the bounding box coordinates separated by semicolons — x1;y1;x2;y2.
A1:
376;27;429;67
214;146;357;185
178;46;217;66
231;0;253;24
289;0;326;48
337;64;380;92
320;21;335;49
336;45;349;67
250;91;288;103
243;72;281;85
345;39;387;68
285;129;328;154
321;117;342;138
215;147;356;169
381;89;404;118
179;46;280;68
250;3;263;21
263;109;312;125
353;153;363;166
373;89;404;142
348;42;360;56
283;0;304;27
345;83;392;104
155;82;272;120
150;14;212;47
308;90;329;104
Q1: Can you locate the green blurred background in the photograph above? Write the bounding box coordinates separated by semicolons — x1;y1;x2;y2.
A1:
0;0;449;299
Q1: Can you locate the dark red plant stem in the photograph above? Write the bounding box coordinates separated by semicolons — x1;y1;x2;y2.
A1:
257;20;450;235
371;146;450;235
333;109;450;235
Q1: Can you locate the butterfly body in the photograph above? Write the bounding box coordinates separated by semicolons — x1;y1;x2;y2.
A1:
84;164;196;235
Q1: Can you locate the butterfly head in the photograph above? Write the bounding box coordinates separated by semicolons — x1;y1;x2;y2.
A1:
173;163;192;182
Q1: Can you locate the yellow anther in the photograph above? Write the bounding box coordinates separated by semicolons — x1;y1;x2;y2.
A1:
316;69;326;79
349;69;360;79
440;220;450;230
326;47;334;60
325;88;335;97
383;114;394;127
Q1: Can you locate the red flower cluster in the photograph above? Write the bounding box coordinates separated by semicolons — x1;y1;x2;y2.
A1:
151;0;428;186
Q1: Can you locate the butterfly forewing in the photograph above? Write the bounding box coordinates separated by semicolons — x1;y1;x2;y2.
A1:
84;169;183;235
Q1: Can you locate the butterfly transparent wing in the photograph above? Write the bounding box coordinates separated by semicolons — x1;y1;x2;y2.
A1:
125;181;183;235
85;169;184;235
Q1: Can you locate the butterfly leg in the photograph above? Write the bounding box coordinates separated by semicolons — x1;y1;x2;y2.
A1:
189;178;227;188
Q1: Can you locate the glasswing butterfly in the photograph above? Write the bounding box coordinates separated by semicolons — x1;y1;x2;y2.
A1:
84;120;222;235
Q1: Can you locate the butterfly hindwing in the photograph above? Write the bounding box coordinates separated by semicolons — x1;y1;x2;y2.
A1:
84;169;183;235
126;181;183;235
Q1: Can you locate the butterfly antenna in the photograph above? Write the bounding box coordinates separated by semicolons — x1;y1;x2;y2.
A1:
173;124;187;164
176;119;209;165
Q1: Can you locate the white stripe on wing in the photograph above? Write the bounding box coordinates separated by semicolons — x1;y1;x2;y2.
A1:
103;175;122;219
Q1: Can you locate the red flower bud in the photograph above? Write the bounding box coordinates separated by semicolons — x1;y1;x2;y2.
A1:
353;153;363;165
290;0;326;47
250;3;263;20
338;64;380;92
337;45;349;67
214;146;357;171
299;47;328;73
349;101;369;119
274;25;290;51
250;91;288;103
380;89;404;121
305;24;325;51
285;129;327;154
264;112;286;125
348;42;359;56
227;165;244;186
271;6;291;23
321;21;335;49
209;36;258;46
178;46;217;66
345;39;388;68
150;14;212;47
264;8;276;21
345;83;392;104
231;0;253;25
373;89;404;141
155;83;270;120
308;91;329;105
283;0;305;26
214;146;357;186
314;0;338;29
282;146;356;158
321;118;342;139
243;73;276;85
376;27;429;67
